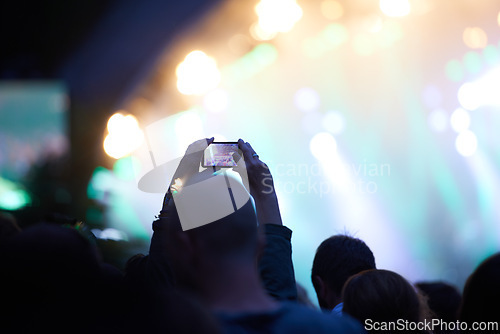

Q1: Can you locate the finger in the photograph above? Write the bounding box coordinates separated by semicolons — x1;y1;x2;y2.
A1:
186;137;214;155
238;139;257;162
245;141;257;156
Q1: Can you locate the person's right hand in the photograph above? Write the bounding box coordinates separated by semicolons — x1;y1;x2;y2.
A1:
233;139;275;200
233;139;282;226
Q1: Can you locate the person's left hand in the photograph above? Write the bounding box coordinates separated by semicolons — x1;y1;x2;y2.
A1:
160;137;214;213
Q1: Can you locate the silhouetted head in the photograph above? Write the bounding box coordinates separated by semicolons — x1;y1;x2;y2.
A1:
0;222;103;332
459;252;500;323
416;281;461;322
163;172;259;289
311;234;376;310
342;269;421;327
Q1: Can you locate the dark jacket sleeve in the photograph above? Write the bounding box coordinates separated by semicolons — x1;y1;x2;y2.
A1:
146;217;175;290
259;224;297;301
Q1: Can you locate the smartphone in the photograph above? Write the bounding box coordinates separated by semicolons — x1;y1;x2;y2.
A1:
202;142;240;167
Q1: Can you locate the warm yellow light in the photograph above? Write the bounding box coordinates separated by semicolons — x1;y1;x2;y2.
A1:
498;12;500;27
254;0;303;37
379;0;410;17
176;51;221;95
321;0;344;21
463;27;488;49
103;112;144;159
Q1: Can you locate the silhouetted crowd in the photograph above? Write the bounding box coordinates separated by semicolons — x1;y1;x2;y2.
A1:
1;138;498;333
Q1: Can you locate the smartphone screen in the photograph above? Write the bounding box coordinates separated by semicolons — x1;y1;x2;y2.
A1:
202;142;239;167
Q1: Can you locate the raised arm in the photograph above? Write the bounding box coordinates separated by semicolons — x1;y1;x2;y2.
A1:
236;139;297;301
146;137;214;291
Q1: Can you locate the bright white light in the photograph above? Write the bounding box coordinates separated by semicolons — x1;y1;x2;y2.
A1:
174;111;205;151
450;108;470;133
203;89;229;114
427;108;448;133
455;130;477;157
249;22;277;41
379;0;410;17
176;51;221;95
255;0;303;36
310;132;337;161
294;87;320;112
457;67;500;110
104;113;144;159
322;110;345;134
457;82;480;111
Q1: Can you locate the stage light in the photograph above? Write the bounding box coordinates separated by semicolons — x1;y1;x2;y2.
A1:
457;67;500;110
427;108;447;133
254;0;303;37
250;22;277;41
450;108;470;133
176;51;221;95
294;87;320;112
379;0;410;17
0;188;30;211
457;82;480;111
203;88;229;114
322;110;345;134
321;0;344;21
104;113;144;159
310;132;337;161
463;27;488;49
174;111;204;151
455;130;477;157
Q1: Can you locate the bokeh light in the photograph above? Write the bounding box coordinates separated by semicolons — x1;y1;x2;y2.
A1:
309;132;337;161
254;0;303;36
455;130;478;157
249;22;277;41
450;108;470;133
463;27;488;49
176;51;221;95
294;87;321;112
422;85;442;109
463;51;482;74
427;108;448;133
104;113;144;159
0;177;31;210
320;0;344;21
322;110;346;134
457;66;500;110
379;0;411;17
